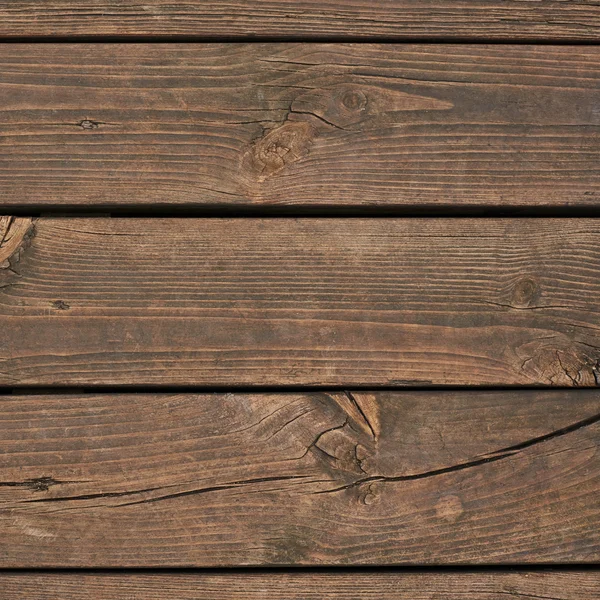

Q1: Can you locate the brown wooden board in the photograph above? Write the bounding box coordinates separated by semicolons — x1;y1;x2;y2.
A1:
0;2;599;41
1;44;600;210
0;390;599;566
2;217;600;387
1;571;599;599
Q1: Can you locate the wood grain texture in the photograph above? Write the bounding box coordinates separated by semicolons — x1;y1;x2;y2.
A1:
2;44;600;209
2;218;600;386
0;1;599;40
1;571;599;599
1;390;599;566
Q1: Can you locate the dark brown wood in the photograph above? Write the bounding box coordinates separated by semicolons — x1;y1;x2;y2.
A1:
2;44;600;209
1;2;599;40
2;217;600;386
1;390;599;566
1;571;599;599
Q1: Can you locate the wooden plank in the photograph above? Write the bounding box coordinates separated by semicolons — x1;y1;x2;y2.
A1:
1;571;599;599
2;217;600;386
1;44;600;210
1;2;599;41
0;390;598;566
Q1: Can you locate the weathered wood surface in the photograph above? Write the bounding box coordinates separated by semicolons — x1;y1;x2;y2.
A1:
2;217;600;386
1;2;599;40
1;390;599;566
1;571;598;599
2;44;600;210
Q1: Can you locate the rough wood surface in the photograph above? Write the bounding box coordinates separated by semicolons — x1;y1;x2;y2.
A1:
1;390;599;566
1;571;598;599
0;2;599;40
2;44;600;209
1;218;600;386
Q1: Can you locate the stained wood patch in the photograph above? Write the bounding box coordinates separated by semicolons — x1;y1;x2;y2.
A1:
1;571;598;599
0;1;599;40
1;218;599;386
0;390;598;566
1;45;600;209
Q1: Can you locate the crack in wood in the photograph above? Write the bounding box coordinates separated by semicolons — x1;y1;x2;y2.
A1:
14;404;600;508
344;391;377;440
313;408;600;495
20;476;313;508
0;477;83;492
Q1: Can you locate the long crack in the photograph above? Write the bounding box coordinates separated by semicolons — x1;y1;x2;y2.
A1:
20;476;313;508
314;409;600;495
9;409;600;505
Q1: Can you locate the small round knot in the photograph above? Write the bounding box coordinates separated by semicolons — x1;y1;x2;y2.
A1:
251;122;315;180
512;277;539;307
51;300;70;311
361;483;380;506
341;89;368;112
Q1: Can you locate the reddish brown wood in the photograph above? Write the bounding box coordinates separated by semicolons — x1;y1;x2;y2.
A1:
1;217;600;386
0;390;599;566
1;44;599;209
0;1;599;40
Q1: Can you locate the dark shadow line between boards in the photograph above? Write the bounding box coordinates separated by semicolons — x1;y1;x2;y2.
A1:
6;206;600;219
1;36;600;45
0;565;598;573
3;385;600;396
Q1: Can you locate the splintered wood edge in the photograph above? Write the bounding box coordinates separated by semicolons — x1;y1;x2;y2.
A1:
0;217;35;267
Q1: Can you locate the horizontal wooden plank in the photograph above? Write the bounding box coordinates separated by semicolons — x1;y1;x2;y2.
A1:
1;390;599;566
1;2;599;40
2;217;600;386
2;44;600;209
1;571;599;599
